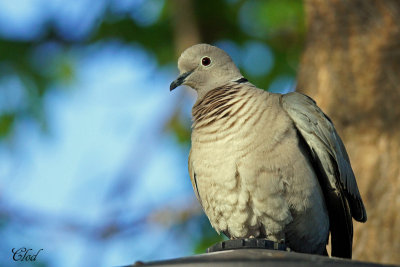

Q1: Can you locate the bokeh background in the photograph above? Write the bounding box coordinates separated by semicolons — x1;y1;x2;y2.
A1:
0;1;304;266
1;0;399;266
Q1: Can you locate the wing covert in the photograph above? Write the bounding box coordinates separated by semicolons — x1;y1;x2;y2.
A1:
281;92;367;222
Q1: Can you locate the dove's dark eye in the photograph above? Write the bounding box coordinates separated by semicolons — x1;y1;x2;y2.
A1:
201;57;211;66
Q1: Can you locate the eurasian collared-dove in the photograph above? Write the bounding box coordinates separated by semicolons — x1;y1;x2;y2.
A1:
170;44;367;258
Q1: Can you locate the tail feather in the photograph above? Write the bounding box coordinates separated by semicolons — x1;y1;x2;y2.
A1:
328;188;353;259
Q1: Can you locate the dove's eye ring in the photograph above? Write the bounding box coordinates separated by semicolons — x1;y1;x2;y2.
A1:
201;57;211;66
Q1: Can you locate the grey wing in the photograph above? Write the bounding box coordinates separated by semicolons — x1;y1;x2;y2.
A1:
281;92;366;222
281;92;367;258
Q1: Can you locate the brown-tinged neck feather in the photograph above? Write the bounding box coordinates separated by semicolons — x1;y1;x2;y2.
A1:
192;84;245;129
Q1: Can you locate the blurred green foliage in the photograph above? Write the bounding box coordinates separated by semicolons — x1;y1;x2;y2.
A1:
193;216;228;254
0;113;14;138
0;0;304;142
166;110;192;146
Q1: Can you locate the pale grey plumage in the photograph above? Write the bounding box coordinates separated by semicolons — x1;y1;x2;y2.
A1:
170;44;367;258
282;93;366;222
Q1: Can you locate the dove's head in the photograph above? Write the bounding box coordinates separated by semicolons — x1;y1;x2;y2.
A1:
170;44;243;98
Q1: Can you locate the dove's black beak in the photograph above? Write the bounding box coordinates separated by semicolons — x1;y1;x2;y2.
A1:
170;70;193;91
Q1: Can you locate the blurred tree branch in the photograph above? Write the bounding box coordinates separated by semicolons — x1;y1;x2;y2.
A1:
171;0;201;55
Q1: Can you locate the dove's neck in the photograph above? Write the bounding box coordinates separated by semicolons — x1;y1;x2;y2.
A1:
195;75;248;100
192;82;271;130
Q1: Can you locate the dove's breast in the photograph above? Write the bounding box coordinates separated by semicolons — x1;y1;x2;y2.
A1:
190;85;329;254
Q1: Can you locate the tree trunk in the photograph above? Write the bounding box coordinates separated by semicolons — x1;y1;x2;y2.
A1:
297;0;400;264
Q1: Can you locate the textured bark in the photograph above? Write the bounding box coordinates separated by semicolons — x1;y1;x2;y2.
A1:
297;0;400;264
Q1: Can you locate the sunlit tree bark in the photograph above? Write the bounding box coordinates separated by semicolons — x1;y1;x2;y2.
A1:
297;0;400;264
